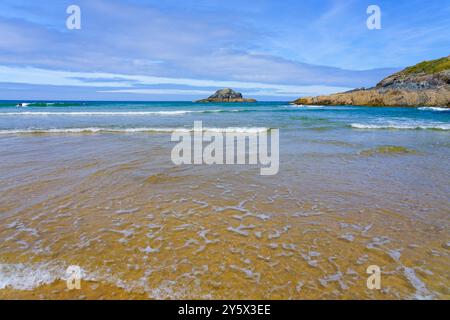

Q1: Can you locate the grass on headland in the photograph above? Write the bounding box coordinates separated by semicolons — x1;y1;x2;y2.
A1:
403;56;450;75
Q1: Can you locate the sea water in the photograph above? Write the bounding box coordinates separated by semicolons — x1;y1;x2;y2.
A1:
0;101;448;299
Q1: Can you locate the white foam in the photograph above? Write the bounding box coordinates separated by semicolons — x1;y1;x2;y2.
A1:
403;267;434;300
0;111;196;116
0;263;59;290
0;109;246;116
366;236;390;249
202;127;270;133
0;263;90;290
294;106;325;110
0;127;177;134
388;249;402;261
139;245;161;254
0;127;270;135
115;208;140;215
418;107;449;112
287;105;353;110
227;224;255;237
318;272;348;290
339;233;355;242
229;265;261;283
351;122;450;130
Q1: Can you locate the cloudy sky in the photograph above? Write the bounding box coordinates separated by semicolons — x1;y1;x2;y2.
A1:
0;0;449;101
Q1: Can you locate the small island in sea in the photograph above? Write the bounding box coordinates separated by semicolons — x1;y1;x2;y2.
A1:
292;55;450;107
196;88;257;103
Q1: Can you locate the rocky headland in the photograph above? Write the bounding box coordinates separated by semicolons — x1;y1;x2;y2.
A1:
196;88;257;103
292;55;450;107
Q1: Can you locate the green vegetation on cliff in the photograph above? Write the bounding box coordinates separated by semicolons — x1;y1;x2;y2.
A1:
292;55;450;107
403;55;450;75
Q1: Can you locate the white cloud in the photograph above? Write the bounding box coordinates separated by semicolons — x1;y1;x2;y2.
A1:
0;1;396;92
0;65;352;97
98;89;213;95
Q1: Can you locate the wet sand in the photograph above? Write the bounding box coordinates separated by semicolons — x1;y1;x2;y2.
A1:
0;131;449;299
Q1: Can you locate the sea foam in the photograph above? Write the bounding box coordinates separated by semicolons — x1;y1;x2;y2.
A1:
351;122;450;130
418;107;449;112
0;127;270;135
402;267;434;300
0;109;246;116
0;111;196;116
0;263;87;290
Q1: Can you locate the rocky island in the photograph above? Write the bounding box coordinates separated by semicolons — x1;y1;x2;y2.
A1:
292;55;450;107
196;88;257;103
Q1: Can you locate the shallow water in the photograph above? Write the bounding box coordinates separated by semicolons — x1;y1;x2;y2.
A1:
0;101;449;299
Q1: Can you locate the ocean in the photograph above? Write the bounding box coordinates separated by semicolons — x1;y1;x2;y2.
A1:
0;101;449;299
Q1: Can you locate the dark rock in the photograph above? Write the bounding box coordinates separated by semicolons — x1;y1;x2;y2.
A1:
196;88;257;103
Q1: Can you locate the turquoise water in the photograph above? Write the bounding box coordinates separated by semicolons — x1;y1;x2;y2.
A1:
0;101;449;133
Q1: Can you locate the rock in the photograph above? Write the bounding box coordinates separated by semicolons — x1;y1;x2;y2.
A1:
292;55;450;107
196;88;257;103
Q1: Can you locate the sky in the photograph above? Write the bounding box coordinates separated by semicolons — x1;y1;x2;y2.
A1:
0;0;449;101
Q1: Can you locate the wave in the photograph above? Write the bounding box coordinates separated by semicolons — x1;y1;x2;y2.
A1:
0;263;98;291
289;105;326;109
0;262;203;298
0;109;249;116
0;106;362;116
1;102;90;108
202;109;245;113
0;263;64;290
0;111;197;116
201;127;270;133
285;105;356;111
418;107;449;112
19;102;87;107
0;127;271;135
350;123;450;131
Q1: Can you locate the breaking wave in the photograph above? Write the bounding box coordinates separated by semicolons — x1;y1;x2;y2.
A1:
1;111;197;116
0;109;250;116
418;107;449;112
0;127;271;135
350;122;450;131
0;263;67;290
10;102;89;107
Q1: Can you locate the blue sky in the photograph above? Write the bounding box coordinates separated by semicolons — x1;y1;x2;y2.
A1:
0;0;449;101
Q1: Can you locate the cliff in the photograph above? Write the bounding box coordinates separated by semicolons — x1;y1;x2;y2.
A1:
292;55;450;107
